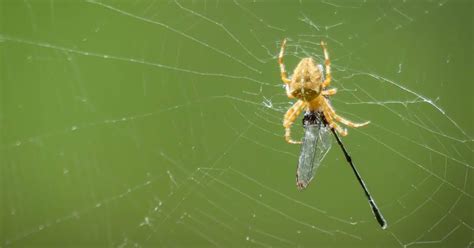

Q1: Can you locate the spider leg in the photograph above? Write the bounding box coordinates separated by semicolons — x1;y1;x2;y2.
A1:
283;100;306;144
279;39;291;84
322;107;347;136
324;99;370;128
334;114;370;128
320;41;332;88
322;88;337;96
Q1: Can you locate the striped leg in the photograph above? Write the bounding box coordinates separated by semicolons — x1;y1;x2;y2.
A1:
283;100;306;144
320;41;332;88
279;39;291;84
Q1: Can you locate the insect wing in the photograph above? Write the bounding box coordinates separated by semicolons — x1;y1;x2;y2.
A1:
296;115;332;190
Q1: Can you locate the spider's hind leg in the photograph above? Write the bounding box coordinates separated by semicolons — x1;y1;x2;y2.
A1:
320;41;332;88
322;88;337;96
279;39;291;84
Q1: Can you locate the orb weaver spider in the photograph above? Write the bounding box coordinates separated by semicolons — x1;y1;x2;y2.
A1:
279;40;387;229
279;39;369;144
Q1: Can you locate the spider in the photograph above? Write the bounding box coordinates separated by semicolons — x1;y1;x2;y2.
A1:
279;39;370;144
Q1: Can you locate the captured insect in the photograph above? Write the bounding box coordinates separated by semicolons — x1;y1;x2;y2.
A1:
278;39;387;229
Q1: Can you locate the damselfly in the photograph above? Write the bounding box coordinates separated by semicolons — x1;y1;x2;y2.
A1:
297;111;387;229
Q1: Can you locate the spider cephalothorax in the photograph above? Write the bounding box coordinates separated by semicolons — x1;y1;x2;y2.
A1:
279;39;369;144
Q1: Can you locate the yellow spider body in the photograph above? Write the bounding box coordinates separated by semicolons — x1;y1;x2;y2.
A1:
286;58;323;102
279;39;369;144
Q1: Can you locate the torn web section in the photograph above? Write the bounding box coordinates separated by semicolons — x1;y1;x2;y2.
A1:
296;111;332;190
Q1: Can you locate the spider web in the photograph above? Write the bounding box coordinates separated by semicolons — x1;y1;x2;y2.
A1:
1;0;472;247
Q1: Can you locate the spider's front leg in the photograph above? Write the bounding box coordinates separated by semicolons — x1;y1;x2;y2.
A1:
322;109;348;136
279;39;291;84
283;100;306;144
324;100;370;128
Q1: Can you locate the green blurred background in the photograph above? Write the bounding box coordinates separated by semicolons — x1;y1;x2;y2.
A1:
1;0;472;247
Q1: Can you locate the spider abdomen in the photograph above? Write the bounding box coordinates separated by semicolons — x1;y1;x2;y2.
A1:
288;58;324;101
290;88;319;101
